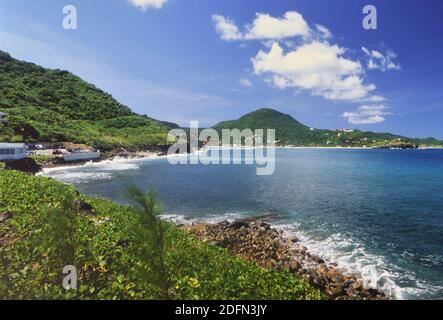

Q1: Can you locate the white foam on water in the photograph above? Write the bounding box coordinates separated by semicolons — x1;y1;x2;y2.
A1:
161;212;245;225
38;152;442;299
40;155;169;183
41;171;113;183
275;222;442;300
161;212;442;300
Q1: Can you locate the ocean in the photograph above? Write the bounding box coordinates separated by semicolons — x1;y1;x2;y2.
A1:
42;148;443;300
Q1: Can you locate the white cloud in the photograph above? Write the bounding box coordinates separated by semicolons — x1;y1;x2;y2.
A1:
239;78;253;87
252;42;375;101
366;95;386;102
315;24;332;39
342;105;392;124
128;0;168;11
212;11;310;41
212;10;399;107
211;12;391;103
244;12;310;40
0;25;229;127
362;47;401;71
212;15;243;40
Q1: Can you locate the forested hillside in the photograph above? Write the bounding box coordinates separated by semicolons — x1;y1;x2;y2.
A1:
213;108;443;148
0;51;170;150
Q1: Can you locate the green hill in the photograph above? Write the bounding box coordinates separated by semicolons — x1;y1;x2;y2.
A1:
214;108;328;145
0;51;170;150
213;108;443;148
1;51;440;150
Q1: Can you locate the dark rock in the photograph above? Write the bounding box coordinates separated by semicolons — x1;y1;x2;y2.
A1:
4;158;41;175
346;288;357;297
313;256;325;264
310;272;325;288
342;280;354;289
259;222;272;231
317;264;329;274
182;219;389;300
116;240;129;247
230;213;281;228
326;284;346;298
368;288;381;297
228;220;250;229
74;199;94;214
0;211;13;223
269;229;280;238
288;259;302;273
294;244;308;254
290;236;299;243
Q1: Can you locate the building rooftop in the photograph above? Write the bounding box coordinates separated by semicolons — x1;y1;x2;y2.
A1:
0;143;26;148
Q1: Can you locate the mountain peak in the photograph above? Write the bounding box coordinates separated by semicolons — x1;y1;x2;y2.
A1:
241;108;287;118
238;108;306;127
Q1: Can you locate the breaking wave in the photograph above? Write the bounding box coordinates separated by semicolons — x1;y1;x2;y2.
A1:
40;156;148;183
162;213;443;300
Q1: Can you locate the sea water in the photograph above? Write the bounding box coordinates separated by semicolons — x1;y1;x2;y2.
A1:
42;148;443;299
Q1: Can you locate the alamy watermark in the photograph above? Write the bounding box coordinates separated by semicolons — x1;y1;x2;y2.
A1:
62;265;77;290
363;5;377;30
167;122;276;176
61;4;377;31
63;5;78;30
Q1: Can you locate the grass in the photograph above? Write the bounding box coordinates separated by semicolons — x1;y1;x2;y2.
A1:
28;155;57;164
0;170;323;300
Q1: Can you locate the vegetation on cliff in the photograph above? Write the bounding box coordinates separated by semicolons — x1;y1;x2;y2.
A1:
0;170;322;300
0;51;170;150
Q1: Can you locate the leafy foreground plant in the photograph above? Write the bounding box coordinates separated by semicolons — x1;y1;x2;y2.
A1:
0;170;324;300
125;187;172;299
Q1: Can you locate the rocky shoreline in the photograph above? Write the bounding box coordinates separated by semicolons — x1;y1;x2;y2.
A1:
181;215;387;300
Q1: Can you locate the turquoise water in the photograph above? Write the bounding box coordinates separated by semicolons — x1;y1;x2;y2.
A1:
43;148;443;299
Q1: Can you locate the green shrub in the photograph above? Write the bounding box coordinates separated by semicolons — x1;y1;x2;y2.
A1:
0;171;323;300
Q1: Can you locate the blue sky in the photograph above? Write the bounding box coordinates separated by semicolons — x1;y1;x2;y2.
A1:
0;0;442;138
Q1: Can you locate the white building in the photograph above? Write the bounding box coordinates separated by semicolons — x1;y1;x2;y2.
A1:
63;150;100;162
0;143;27;161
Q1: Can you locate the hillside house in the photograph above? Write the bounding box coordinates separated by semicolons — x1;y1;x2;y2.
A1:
0;143;27;161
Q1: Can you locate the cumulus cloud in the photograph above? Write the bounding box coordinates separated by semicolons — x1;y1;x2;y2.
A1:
315;24;332;39
128;0;168;11
212;10;398;117
342;105;392;124
252;42;375;101
239;78;253;87
212;11;310;41
362;47;401;71
212;15;243;40
244;12;310;40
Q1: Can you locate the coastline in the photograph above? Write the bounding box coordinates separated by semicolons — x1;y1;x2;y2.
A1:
38;152;387;299
0;170;325;300
38;152;172;173
36;147;443;300
39;145;443;172
178;214;387;300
